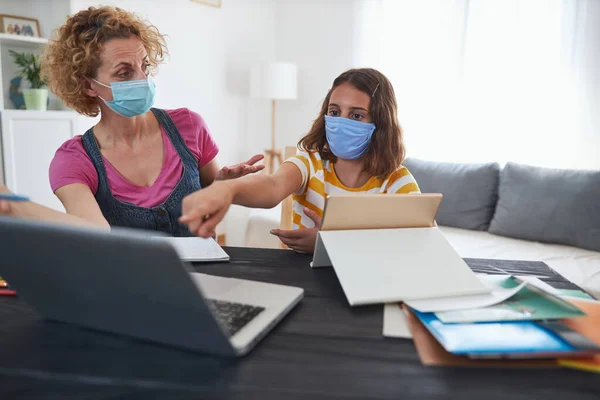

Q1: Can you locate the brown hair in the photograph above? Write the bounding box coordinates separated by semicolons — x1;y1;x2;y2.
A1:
298;68;405;177
41;6;167;117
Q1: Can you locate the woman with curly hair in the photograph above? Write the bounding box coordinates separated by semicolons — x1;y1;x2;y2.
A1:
0;6;263;236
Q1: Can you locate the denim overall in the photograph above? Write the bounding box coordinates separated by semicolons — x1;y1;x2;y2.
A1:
81;108;201;237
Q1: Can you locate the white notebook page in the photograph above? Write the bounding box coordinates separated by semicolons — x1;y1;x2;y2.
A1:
156;237;230;262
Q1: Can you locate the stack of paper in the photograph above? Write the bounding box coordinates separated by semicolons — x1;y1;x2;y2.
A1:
383;304;411;339
431;275;585;323
383;274;583;339
558;299;600;373
384;274;600;370
412;309;599;359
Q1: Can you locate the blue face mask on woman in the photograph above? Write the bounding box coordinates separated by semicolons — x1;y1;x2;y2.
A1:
92;77;156;118
324;115;376;160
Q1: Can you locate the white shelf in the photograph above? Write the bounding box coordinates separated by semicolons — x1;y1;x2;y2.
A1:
0;109;77;118
0;33;49;48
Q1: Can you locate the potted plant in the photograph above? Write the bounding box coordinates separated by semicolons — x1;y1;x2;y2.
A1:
9;50;47;111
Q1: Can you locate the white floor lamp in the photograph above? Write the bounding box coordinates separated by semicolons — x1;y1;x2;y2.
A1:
250;62;297;173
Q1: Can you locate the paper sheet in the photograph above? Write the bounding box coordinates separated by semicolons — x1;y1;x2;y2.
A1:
315;228;489;305
155;237;230;262
383;304;412;338
405;275;528;313
515;276;563;296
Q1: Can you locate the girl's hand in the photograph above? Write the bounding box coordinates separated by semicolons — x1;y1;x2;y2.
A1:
180;181;234;238
270;207;322;253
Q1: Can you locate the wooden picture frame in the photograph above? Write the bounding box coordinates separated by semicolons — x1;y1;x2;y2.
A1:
190;0;223;8
0;14;41;37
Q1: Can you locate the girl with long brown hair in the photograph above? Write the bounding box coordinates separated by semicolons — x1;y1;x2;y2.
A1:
180;68;420;253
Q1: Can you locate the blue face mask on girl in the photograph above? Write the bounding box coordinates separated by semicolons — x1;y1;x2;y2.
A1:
92;77;156;118
324;115;376;160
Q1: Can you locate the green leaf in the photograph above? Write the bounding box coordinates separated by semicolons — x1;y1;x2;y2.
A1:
9;49;44;89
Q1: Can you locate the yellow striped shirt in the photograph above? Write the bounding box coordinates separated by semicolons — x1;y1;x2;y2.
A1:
284;150;421;229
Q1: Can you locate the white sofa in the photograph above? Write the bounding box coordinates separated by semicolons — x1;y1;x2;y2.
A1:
243;210;600;298
243;158;600;299
439;226;600;298
244;206;284;249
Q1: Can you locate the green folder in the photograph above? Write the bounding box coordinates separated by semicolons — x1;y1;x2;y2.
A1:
558;289;594;300
436;276;585;324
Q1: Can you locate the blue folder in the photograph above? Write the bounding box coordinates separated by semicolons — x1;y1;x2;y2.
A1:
413;309;599;358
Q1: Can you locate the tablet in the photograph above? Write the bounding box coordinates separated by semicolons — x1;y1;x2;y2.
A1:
320;193;442;231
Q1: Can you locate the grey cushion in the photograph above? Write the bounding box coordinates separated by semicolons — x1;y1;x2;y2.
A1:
489;162;600;252
403;158;500;230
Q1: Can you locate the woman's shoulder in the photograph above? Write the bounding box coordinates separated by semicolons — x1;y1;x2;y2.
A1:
50;135;98;193
162;107;207;130
162;107;191;119
54;135;88;157
161;108;218;165
52;134;98;168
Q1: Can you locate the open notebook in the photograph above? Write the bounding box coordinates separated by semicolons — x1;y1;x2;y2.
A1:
154;237;230;262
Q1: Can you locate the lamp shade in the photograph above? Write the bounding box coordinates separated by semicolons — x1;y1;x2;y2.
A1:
250;62;297;100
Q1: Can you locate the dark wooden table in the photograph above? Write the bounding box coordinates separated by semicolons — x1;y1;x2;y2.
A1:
0;247;598;399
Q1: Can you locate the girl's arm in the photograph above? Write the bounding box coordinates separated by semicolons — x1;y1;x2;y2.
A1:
180;163;303;237
231;163;302;208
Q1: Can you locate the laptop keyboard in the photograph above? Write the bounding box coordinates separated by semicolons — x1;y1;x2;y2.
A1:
207;299;265;337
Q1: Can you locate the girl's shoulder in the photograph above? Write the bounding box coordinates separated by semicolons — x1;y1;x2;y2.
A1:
291;149;328;169
385;164;421;194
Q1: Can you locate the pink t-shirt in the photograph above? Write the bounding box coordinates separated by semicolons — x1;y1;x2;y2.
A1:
49;108;219;208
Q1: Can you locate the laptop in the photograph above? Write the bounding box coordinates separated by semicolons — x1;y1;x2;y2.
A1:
0;217;303;357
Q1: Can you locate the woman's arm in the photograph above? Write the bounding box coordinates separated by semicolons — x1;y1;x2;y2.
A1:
180;162;302;237
0;183;109;229
54;184;110;228
199;159;220;187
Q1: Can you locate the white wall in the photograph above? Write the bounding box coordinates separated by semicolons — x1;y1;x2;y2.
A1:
274;0;600;171
574;0;600;169
19;0;598;245
1;0;71;38
69;0;276;167
1;0;71;111
62;0;600;173
69;0;277;245
274;0;358;149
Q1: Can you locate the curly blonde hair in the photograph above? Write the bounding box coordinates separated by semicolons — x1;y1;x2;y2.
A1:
41;6;167;117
